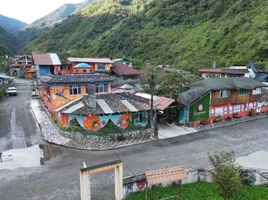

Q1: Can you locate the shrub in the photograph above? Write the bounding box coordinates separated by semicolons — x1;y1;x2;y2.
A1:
249;109;256;116
200;119;209;125
233;113;241;118
213;116;222;123
208;151;242;199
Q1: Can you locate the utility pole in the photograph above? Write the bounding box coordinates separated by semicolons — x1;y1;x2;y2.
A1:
147;63;157;138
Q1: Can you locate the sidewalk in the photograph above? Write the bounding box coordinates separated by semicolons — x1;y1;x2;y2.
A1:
158;124;197;139
31;99;153;150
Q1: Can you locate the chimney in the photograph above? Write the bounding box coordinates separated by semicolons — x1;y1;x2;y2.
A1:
85;84;96;109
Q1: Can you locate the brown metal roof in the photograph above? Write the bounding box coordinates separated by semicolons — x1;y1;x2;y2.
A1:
32;53;61;65
67;57;113;64
112;63;141;76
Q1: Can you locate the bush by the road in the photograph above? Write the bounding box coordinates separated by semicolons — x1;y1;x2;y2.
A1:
0;85;7;99
208;151;242;199
126;182;268;200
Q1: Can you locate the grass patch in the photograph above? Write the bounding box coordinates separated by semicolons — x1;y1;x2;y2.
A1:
126;182;268;200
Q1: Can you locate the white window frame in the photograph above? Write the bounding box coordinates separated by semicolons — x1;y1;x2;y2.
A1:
252;87;262;95
96;64;106;71
95;84;108;93
218;90;228;98
239;89;249;96
69;85;81;95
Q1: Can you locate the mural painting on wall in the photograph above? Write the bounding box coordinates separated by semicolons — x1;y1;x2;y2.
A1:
210;101;265;117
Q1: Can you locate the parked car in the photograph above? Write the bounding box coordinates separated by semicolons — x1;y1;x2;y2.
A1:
6;86;17;96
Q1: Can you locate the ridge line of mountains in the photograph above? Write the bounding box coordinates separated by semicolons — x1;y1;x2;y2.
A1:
0;0;268;70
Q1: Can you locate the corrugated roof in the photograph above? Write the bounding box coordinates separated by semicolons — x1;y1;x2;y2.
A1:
198;68;249;75
57;93;151;116
121;100;138;112
41;74;114;84
178;77;266;106
112;63;141;76
32;53;61;65
96;99;113;114
63;102;85;114
67;57;113;64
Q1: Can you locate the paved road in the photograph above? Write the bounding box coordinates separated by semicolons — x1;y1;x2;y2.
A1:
0;75;42;151
0;116;267;199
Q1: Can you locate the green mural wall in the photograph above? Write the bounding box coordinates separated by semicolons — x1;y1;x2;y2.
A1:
189;93;210;121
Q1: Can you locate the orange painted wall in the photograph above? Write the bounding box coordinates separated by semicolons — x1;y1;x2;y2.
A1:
73;68;93;73
119;113;131;129
49;85;86;110
71;62;111;73
84;115;101;130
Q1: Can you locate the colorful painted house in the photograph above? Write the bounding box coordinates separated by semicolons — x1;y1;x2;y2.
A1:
37;74;114;111
54;93;151;131
67;57;113;74
177;77;268;126
32;52;61;77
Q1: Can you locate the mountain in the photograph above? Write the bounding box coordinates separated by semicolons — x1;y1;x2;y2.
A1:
17;0;93;47
24;0;268;70
0;15;27;34
0;25;18;53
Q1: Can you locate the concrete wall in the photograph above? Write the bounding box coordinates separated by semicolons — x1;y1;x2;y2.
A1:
123;168;268;198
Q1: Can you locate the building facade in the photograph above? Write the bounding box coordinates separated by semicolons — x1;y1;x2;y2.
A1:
178;78;268;126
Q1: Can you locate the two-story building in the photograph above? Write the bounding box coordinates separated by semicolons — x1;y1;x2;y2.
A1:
38;74;114;111
177;77;268;126
67;57;113;74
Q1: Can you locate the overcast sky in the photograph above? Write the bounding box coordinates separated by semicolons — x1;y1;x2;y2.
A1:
0;0;85;24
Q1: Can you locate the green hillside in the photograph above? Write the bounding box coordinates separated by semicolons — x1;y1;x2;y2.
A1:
0;26;18;53
24;0;268;70
16;0;93;48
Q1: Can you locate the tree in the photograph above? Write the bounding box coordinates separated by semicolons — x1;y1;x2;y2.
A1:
140;68;202;99
208;151;242;199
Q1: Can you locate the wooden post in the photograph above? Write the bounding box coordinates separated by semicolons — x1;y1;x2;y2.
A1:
114;164;123;200
80;162;90;200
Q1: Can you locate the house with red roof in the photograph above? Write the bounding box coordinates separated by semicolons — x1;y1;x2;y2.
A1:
111;63;141;80
32;52;62;77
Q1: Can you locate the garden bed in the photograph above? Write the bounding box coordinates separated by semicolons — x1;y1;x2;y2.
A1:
126;182;268;200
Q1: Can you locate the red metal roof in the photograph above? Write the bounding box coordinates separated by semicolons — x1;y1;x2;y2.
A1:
112;63;141;76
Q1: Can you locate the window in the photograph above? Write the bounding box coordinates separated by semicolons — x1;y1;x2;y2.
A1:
69;85;81;95
218;90;228;98
96;64;106;71
133;112;147;124
252;87;262;95
239;89;248;96
95;84;108;93
83;70;87;73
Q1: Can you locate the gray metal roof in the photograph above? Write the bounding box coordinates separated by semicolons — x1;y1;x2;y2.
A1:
178;77;265;106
